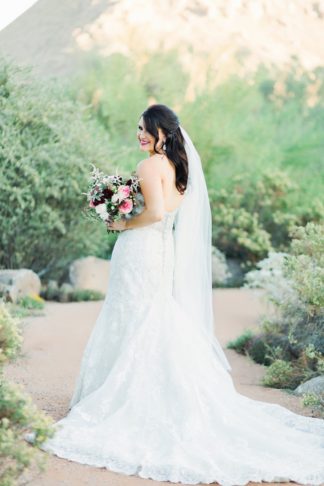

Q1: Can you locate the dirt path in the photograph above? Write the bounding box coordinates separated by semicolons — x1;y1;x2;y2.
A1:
5;288;311;486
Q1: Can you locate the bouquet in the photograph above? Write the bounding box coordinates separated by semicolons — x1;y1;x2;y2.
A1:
84;164;145;232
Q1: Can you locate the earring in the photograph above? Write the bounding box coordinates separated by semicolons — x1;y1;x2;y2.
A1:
162;142;166;151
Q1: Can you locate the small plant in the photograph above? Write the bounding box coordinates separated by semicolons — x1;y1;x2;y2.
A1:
41;283;105;302
226;329;254;354
69;289;105;302
261;359;302;389
0;302;54;485
301;392;324;418
240;224;324;391
17;294;45;310
0;379;54;486
0;303;23;364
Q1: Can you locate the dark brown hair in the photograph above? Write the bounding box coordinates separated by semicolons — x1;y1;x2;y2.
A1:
141;104;188;194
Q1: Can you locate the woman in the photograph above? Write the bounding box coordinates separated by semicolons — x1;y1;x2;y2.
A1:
40;104;324;485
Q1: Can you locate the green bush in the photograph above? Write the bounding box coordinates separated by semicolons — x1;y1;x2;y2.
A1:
69;289;105;302
285;223;324;314
275;223;324;359
0;303;22;364
226;329;254;354
302;393;324;417
0;59;114;281
261;359;301;389
211;187;273;265
0;302;54;485
211;169;323;268
240;223;324;390
0;379;54;486
16;295;45;310
181;64;324;211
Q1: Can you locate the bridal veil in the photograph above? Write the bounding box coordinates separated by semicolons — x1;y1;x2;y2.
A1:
173;125;232;372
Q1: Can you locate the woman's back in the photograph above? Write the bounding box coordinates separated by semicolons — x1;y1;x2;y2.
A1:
137;153;185;214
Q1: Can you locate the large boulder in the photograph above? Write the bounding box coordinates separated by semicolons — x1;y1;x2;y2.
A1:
294;376;324;398
0;269;41;303
69;256;110;293
211;246;231;287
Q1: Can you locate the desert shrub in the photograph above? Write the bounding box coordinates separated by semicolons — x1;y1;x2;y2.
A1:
302;393;324;413
211;169;323;268
40;282;104;302
226;329;254;354
261;359;302;389
0;59;114;281
285;223;324;313
226;329;294;366
0;303;22;364
0;379;54;486
241;222;324;389
69;289;105;302
211;193;273;266
16;294;45;310
0;302;54;485
181;63;324;211
246;334;293;365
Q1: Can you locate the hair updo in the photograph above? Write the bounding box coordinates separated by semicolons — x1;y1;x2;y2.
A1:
140;104;188;194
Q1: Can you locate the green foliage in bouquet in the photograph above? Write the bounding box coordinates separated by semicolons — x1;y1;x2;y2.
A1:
0;303;54;485
0;59;114;281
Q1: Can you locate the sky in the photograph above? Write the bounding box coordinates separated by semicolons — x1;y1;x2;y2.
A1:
0;0;39;31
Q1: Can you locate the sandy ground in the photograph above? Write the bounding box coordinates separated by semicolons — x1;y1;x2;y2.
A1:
4;288;315;486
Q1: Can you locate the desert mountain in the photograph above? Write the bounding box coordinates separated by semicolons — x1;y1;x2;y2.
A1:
0;0;323;85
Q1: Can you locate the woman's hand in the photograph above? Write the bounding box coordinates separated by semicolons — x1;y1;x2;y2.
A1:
106;219;127;231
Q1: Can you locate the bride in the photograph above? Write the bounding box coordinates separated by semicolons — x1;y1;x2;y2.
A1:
40;104;324;485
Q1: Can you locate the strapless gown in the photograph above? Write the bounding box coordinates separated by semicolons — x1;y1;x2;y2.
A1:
40;208;324;486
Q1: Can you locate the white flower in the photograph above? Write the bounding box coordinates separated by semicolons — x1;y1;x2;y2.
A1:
99;211;108;221
244;251;298;307
95;203;107;215
111;193;120;203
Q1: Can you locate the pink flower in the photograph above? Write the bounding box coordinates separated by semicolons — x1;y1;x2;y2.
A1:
89;200;96;208
118;185;131;200
119;198;133;214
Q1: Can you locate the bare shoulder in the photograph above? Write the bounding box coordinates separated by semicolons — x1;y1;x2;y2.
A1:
136;154;165;174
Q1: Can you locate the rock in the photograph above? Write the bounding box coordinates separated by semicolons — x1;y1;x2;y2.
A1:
45;280;60;301
212;246;231;287
294;376;324;398
69;256;110;293
0;269;41;303
59;282;74;303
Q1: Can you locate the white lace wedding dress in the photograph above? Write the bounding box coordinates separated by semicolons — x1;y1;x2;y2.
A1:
40;207;324;486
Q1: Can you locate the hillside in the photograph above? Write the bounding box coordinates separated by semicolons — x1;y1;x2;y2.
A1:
0;0;323;86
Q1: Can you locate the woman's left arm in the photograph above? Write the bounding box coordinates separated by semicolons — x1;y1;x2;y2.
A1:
107;157;164;231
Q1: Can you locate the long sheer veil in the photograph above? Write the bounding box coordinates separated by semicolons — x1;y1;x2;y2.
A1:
173;125;232;372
